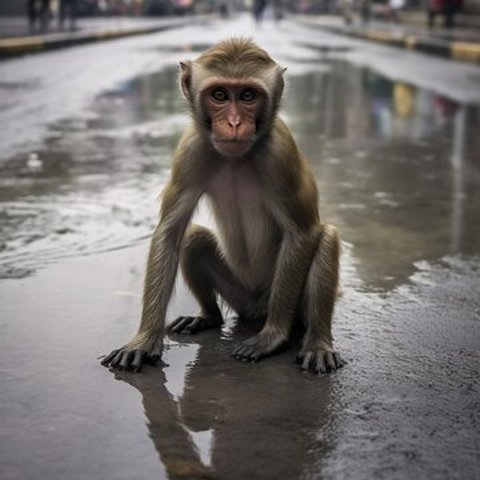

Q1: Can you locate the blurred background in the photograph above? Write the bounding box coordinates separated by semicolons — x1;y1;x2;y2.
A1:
0;3;479;480
0;0;479;22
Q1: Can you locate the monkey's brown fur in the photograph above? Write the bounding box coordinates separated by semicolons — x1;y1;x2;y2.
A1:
101;38;344;374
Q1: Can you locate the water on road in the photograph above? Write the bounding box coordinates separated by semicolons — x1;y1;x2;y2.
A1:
0;15;479;480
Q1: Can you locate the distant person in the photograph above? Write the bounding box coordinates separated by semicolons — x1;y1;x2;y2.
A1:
27;0;36;31
253;0;268;24
342;0;355;25
359;0;371;24
427;0;463;28
27;0;51;32
219;2;229;18
389;0;405;22
59;0;77;31
272;0;284;23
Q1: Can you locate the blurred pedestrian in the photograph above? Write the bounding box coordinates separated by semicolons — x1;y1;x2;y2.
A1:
359;0;371;24
27;0;51;32
27;0;36;31
341;0;355;25
253;0;268;24
219;2;229;18
59;0;77;31
427;0;463;28
389;0;405;22
272;0;284;23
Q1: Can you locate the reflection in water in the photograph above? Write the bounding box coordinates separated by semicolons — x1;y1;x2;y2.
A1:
115;323;333;480
285;61;480;288
451;105;467;254
0;67;185;278
1;59;479;284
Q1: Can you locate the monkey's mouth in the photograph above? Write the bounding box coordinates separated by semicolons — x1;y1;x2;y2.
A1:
213;139;252;144
212;138;253;157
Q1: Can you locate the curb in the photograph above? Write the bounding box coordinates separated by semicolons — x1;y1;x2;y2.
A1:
0;18;198;59
296;17;480;65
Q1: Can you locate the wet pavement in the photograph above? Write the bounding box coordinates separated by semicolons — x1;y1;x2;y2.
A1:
0;15;480;480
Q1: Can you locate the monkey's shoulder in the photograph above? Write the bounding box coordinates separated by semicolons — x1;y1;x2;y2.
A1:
258;118;315;188
269;118;307;166
171;126;215;185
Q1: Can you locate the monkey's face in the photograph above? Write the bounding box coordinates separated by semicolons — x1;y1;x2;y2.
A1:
201;82;266;158
179;44;285;158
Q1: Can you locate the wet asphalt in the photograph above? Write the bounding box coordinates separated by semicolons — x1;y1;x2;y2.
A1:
0;14;479;480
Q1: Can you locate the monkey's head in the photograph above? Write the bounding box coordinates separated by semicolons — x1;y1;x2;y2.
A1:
179;38;286;158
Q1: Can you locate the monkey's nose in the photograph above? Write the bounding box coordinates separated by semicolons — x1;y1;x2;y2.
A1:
228;116;241;127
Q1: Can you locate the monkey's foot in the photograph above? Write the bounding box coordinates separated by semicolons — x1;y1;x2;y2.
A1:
232;331;286;362
100;344;164;373
296;346;345;374
167;315;223;335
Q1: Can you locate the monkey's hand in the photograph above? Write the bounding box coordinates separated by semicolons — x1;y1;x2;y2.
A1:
167;315;223;335
100;336;164;373
232;328;287;362
296;343;345;374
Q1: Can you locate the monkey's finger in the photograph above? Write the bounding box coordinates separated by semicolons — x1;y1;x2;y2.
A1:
148;346;165;366
236;354;251;363
232;345;244;356
315;354;327;374
325;352;337;372
234;344;254;358
120;350;135;370
166;316;185;333
250;351;262;362
101;349;120;366
301;352;314;371
232;346;251;361
170;316;194;334
183;317;201;334
241;348;258;362
131;350;145;372
110;350;124;369
333;352;345;368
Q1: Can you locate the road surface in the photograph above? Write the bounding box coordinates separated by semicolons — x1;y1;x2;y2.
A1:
0;14;479;480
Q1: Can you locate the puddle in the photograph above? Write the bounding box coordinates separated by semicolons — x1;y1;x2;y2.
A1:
1;58;479;287
0;66;185;277
284;61;480;289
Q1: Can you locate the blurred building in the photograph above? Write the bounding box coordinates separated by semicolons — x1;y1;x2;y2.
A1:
0;1;100;16
0;0;203;16
0;0;479;17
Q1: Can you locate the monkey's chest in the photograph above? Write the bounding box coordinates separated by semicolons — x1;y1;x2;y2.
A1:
206;164;279;282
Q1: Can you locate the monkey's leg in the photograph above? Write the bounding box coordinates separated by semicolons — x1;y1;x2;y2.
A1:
167;225;256;335
297;224;345;374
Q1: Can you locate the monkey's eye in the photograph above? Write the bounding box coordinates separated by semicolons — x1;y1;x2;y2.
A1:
239;88;257;102
211;88;229;102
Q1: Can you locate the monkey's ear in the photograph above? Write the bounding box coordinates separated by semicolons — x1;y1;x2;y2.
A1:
179;60;191;72
281;66;287;75
179;61;193;99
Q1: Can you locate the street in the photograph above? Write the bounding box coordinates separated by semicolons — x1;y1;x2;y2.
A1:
0;14;479;480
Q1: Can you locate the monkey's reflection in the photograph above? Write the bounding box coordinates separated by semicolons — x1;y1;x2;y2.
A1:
115;321;333;480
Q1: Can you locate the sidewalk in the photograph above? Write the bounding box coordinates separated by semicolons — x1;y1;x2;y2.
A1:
0;16;203;58
295;14;480;64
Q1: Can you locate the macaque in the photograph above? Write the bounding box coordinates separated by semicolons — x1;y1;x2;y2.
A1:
101;38;344;374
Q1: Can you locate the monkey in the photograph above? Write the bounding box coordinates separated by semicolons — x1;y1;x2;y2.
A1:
101;38;344;375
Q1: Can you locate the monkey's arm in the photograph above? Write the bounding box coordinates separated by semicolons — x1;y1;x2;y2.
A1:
233;227;320;362
102;130;203;372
